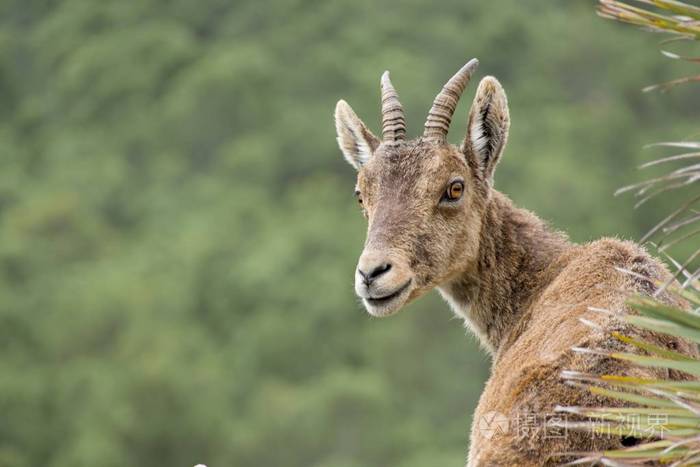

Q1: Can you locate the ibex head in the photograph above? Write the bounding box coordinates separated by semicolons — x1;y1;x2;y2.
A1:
334;59;511;317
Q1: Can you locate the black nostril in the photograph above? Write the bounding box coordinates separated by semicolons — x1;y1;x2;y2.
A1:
369;263;391;279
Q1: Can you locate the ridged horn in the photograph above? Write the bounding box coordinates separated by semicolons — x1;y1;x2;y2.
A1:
380;71;406;143
423;58;479;142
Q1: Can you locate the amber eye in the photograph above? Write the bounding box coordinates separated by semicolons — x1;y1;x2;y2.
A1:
445;181;464;201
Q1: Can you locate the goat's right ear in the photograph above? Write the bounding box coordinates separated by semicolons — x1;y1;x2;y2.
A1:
462;77;510;183
335;100;380;170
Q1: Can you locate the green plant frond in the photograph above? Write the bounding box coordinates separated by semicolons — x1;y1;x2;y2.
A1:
658;251;700;296
612;331;698;360
564;441;699;464
598;0;700;38
616;140;700;255
562;406;693;416
615;268;700;303
587;384;681;408
679;452;700;465
602;446;689;459
641;194;700;243
619;139;700;257
625;315;700;343
600;374;671;385
639;151;700;168
600;374;700;390
563;376;700;414
607;351;700;375
630;299;700;330
660;48;700;63
659;227;700;254
563;371;700;395
569;437;687;455
643;74;700;92
642;0;700;20
646;142;700;150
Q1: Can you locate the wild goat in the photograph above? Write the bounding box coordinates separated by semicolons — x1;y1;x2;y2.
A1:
333;59;698;466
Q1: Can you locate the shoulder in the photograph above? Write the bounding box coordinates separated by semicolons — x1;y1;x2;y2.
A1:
575;237;665;274
548;237;670;295
572;237;676;297
581;237;648;260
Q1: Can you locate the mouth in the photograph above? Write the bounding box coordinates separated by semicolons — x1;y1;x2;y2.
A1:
365;279;412;308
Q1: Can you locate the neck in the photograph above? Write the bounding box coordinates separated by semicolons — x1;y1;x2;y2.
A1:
438;190;571;355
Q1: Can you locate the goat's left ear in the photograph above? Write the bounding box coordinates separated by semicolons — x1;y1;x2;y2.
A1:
461;77;510;183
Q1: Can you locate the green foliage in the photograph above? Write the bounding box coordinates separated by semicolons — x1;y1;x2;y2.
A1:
1;1;699;465
561;291;700;465
561;2;700;464
599;0;700;91
599;0;700;39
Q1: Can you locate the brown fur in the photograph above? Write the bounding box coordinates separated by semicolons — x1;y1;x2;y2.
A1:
333;62;698;466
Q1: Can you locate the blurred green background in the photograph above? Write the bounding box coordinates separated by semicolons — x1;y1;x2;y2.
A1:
1;0;699;466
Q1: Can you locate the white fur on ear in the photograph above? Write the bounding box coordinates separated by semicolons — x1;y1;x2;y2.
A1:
464;77;510;181
334;100;380;170
469;102;490;158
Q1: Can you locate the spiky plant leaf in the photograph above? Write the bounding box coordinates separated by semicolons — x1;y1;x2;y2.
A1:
563;296;700;465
